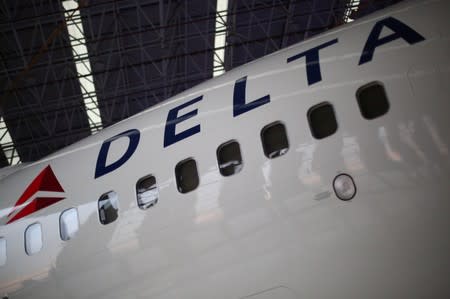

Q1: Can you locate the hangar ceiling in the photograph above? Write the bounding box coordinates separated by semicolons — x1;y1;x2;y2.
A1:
0;0;403;168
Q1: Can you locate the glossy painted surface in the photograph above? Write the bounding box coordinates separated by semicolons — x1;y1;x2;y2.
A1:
0;239;5;267
0;0;449;298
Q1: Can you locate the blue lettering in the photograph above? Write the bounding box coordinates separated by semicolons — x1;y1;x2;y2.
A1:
164;96;203;147
287;38;338;85
95;129;140;179
359;17;425;65
233;76;270;117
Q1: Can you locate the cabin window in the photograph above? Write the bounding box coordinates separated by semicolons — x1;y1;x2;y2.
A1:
136;175;159;209
0;238;6;266
25;223;43;256
356;82;389;119
175;158;199;193
261;122;289;159
60;208;80;241
217;140;243;176
308;102;338;139
98;191;119;225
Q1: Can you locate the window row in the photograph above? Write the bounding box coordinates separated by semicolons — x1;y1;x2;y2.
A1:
98;81;389;225
308;81;389;139
0;81;390;262
98;121;291;224
0;208;80;265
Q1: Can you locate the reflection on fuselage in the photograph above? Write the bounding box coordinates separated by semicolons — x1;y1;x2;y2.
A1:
342;134;365;172
195;169;224;225
423;115;449;158
378;126;403;162
297;143;322;186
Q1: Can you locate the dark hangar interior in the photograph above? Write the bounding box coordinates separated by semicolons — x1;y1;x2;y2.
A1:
0;0;403;169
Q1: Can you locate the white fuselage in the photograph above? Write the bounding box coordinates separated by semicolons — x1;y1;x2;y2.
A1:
1;0;449;298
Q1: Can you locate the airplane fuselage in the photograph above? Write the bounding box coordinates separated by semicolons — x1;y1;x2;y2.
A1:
1;0;450;298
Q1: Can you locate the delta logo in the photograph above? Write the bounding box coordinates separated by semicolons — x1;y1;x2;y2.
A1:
6;165;65;224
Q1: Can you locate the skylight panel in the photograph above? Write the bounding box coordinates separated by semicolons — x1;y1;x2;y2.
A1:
213;0;229;77
62;0;102;133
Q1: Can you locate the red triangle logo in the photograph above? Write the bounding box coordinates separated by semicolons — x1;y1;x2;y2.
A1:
7;165;65;224
7;197;65;224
